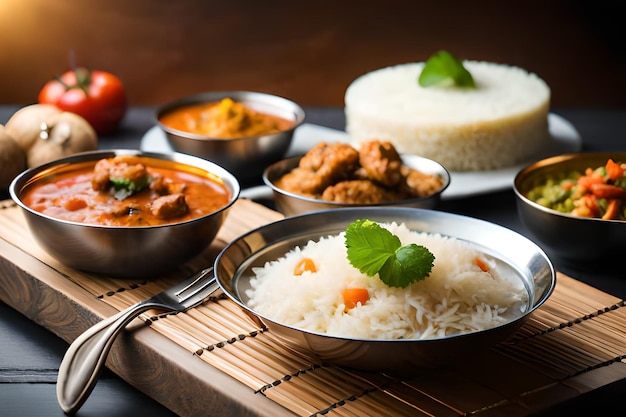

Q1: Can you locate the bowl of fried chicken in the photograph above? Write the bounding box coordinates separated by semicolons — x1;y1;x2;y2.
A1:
263;140;450;217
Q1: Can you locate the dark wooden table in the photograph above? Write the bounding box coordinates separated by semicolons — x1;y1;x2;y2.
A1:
1;106;625;416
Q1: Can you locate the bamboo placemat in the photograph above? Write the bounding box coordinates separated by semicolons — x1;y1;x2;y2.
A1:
1;198;625;416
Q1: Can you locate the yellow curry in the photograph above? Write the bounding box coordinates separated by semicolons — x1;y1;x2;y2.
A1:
159;98;293;138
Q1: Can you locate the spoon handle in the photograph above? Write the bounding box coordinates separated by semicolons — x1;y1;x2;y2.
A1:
56;302;162;415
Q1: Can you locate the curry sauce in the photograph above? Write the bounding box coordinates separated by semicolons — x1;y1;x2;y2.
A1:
159;97;293;138
22;156;231;226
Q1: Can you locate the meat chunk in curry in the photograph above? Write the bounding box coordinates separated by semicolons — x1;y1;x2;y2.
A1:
275;140;444;204
92;155;189;220
92;156;150;195
150;193;188;219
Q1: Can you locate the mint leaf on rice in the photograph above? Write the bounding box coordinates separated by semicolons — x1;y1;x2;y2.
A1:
418;50;476;88
345;219;434;288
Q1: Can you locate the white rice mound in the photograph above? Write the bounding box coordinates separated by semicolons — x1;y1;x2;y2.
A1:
247;222;529;340
344;61;551;171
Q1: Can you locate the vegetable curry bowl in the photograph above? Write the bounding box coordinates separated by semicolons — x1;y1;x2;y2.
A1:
10;150;240;277
514;152;626;261
156;91;305;184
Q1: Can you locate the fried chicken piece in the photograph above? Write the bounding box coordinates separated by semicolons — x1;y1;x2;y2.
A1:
399;166;445;198
358;140;403;187
276;142;360;196
299;142;359;171
275;167;325;197
321;180;400;204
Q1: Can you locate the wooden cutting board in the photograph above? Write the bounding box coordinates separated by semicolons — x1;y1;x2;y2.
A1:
1;198;625;417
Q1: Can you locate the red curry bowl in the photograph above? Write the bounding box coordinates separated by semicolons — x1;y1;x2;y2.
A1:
9;149;240;278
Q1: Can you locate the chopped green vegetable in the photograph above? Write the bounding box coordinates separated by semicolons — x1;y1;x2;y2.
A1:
110;176;149;200
345;219;434;288
418;50;476;88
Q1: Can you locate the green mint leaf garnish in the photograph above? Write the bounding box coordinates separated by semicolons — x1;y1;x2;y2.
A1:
345;219;435;288
418;50;476;88
110;176;149;200
345;219;401;276
379;244;436;287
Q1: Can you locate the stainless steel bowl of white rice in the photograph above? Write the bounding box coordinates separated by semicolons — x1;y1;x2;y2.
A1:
214;207;555;373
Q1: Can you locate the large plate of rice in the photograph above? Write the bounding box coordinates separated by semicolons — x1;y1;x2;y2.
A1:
213;207;556;371
247;222;529;340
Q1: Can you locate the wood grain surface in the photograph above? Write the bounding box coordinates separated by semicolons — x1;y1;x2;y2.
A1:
2;196;626;416
0;0;624;107
0;199;290;416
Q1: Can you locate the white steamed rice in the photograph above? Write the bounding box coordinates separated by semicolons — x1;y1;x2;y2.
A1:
246;222;529;340
344;61;551;171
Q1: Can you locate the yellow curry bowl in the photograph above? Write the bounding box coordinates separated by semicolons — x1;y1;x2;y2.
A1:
514;151;626;261
156;91;305;185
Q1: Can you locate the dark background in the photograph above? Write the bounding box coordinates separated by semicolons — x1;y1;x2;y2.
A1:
0;0;624;108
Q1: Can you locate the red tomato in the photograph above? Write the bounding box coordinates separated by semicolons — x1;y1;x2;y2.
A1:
38;68;127;135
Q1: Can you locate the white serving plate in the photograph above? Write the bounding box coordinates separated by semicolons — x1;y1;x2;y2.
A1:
140;113;582;200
